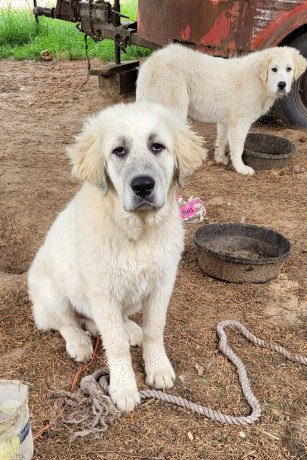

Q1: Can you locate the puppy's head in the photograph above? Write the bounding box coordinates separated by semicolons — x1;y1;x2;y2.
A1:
258;46;307;95
67;102;206;213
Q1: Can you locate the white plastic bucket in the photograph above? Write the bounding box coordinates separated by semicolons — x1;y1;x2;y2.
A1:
0;380;33;460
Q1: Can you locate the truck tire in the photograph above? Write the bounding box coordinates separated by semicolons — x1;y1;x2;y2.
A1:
276;31;307;127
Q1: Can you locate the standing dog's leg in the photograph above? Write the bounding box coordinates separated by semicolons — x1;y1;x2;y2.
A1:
214;122;229;165
142;275;176;390
91;297;140;412
227;123;254;175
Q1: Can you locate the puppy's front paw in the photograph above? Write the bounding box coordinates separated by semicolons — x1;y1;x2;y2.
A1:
66;332;93;362
235;164;255;175
214;151;229;165
146;360;176;390
109;381;140;412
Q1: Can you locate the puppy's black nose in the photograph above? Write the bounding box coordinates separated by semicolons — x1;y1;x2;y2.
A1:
278;81;286;90
130;175;155;197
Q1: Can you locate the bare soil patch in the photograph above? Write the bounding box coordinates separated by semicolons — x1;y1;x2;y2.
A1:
1;59;307;460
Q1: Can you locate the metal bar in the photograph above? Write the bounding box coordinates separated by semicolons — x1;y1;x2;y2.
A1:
114;41;121;65
33;6;54;17
112;0;120;26
113;0;121;64
88;60;139;76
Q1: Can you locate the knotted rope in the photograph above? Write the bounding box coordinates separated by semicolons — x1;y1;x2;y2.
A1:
56;320;307;437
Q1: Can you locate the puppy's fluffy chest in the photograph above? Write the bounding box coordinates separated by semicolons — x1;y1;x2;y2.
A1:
70;184;184;307
81;213;184;288
104;237;177;311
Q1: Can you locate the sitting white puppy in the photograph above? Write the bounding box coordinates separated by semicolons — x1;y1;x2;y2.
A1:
136;45;307;175
28;102;206;412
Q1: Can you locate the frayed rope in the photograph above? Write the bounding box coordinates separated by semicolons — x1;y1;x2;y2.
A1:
52;320;307;437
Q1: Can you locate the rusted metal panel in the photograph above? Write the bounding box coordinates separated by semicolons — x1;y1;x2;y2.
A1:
137;0;252;55
137;0;307;56
251;1;307;49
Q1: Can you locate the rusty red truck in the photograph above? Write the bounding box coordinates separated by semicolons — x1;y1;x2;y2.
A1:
34;0;307;126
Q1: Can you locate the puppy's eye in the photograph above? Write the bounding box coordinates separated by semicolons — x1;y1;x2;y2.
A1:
286;67;292;72
151;143;165;154
271;67;278;73
112;146;126;157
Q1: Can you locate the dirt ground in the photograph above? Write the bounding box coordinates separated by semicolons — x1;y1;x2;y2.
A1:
1;59;307;460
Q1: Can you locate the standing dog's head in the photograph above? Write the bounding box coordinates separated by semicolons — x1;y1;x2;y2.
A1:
258;46;307;95
67;102;207;213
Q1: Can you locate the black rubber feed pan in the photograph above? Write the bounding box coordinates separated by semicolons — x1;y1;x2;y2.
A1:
194;223;291;283
243;132;295;170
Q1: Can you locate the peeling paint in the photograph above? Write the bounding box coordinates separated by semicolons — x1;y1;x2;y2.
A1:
181;24;191;41
201;11;229;45
137;0;307;56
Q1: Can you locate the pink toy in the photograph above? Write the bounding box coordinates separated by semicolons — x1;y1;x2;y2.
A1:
175;195;206;223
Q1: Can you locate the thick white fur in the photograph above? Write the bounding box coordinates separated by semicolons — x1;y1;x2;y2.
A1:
28;102;206;412
137;44;307;175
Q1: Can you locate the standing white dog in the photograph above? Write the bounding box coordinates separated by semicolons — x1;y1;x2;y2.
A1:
28;102;206;412
136;45;307;175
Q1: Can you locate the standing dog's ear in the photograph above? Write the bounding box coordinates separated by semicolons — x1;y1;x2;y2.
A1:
293;50;307;80
66;117;108;196
174;124;207;188
258;52;271;84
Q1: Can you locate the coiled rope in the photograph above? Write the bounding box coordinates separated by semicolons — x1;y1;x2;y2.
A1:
92;320;307;426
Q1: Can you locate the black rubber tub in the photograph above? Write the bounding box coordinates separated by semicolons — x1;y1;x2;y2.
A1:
243;132;295;170
193;223;291;283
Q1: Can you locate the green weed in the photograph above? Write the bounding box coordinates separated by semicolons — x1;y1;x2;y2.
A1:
0;1;151;61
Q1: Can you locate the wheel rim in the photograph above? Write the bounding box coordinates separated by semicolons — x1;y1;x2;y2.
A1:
293;71;307;118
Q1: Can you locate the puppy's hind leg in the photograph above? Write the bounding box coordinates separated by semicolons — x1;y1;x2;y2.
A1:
60;323;94;363
80;318;99;337
214;122;229;165
227;123;254;175
29;272;93;362
123;315;143;346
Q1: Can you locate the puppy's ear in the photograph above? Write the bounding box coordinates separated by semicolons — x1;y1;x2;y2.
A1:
174;124;207;188
257;52;271;84
293;50;307;80
66;118;108;196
